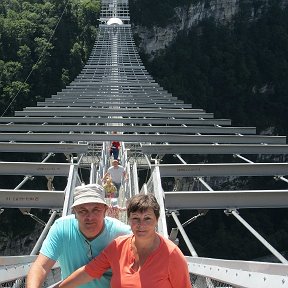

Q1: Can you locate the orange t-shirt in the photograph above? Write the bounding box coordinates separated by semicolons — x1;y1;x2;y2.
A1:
85;234;192;288
111;141;120;149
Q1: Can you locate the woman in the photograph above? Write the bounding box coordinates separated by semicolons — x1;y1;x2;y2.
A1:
57;193;192;288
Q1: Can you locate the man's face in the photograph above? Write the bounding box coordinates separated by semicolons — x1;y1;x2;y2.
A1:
112;161;118;167
74;202;107;240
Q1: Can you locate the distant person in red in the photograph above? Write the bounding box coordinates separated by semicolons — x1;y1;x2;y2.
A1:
110;132;120;160
110;140;120;160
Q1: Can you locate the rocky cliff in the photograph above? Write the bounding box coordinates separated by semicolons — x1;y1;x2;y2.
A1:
132;0;288;58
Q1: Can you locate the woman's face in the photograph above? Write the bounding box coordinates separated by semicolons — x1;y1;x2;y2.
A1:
128;208;158;238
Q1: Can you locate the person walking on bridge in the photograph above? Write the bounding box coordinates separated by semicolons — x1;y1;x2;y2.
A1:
54;193;192;288
102;159;127;197
26;184;131;288
109;131;121;160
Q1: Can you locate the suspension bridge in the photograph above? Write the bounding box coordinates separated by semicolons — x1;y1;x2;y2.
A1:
1;0;288;287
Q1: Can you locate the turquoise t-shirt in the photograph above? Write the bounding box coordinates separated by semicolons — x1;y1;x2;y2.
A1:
40;215;131;288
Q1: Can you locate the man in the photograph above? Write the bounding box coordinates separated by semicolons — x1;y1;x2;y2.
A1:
26;184;131;288
102;159;127;197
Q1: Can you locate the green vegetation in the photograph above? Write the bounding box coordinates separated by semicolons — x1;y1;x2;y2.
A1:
0;0;100;116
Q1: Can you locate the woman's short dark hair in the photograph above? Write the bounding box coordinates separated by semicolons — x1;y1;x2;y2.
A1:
127;193;160;219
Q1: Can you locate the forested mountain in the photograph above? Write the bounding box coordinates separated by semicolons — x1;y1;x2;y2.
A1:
0;0;288;260
0;0;100;116
130;0;288;136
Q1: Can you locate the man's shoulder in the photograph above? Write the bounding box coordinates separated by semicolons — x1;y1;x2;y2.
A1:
115;165;124;171
105;216;127;226
54;214;75;223
53;214;77;228
104;217;131;234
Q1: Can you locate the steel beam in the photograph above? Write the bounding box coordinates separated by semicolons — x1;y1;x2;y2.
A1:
54;95;170;100
22;107;204;113
52;93;174;99
38;102;191;108
157;163;288;177
15;110;214;118
0;124;256;135
0;261;33;282
164;190;288;209
187;257;288;288
0;256;59;282
0;116;232;126
0;142;88;153
0;162;71;176
142;143;288;154
0;134;286;144
0;255;37;265
0;189;64;208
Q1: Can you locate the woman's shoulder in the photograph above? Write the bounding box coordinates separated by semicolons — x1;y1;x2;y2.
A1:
108;234;131;250
104;217;131;234
159;234;181;252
